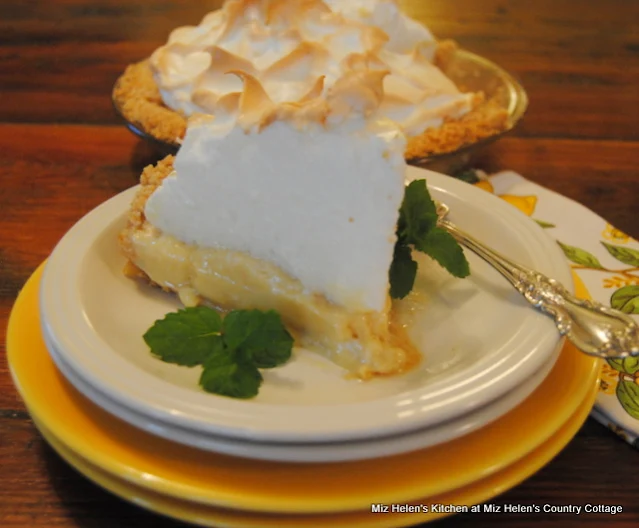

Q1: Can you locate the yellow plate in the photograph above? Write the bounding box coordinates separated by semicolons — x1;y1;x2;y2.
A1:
34;391;595;528
7;264;600;514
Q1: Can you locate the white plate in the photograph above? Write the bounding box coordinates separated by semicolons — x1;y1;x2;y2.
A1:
43;329;559;462
40;167;571;443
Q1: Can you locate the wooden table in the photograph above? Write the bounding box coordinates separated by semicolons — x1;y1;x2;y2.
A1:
1;1;637;527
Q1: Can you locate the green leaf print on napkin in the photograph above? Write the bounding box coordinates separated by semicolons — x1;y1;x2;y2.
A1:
535;219;556;229
608;357;639;376
610;285;639;314
557;241;604;269
601;242;639;267
617;379;639;420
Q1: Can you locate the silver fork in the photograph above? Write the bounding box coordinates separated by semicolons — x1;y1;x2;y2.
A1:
436;202;639;359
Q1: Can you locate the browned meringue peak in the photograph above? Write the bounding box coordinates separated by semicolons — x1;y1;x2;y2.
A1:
152;42;213;89
263;0;332;26
229;70;279;130
192;89;243;120
263;41;330;82
211;0;334;44
326;69;388;121
393;44;460;93
191;47;256;109
298;75;328;103
152;0;387;82
191;37;387;115
211;67;390;133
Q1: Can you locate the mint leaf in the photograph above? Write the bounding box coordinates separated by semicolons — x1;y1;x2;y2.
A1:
397;180;438;244
389;179;470;298
222;309;293;368
199;348;263;399
143;306;223;366
415;228;470;278
389;242;418;299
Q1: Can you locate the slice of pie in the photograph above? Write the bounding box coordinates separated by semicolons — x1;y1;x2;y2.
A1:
120;69;419;378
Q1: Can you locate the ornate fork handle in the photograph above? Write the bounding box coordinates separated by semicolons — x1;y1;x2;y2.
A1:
438;217;639;359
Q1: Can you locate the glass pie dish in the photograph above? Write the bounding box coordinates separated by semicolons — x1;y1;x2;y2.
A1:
407;49;528;174
112;48;528;175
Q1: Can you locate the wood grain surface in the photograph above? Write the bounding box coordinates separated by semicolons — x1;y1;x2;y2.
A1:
1;1;638;527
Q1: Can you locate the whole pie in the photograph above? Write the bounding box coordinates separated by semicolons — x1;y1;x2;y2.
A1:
113;0;509;160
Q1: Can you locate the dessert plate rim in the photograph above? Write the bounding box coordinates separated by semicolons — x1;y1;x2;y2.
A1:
29;390;595;527
42;329;560;462
39;167;572;443
8;264;600;513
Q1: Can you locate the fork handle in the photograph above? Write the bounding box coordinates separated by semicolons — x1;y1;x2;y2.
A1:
439;218;639;359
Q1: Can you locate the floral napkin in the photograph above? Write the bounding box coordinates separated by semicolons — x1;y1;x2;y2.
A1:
459;170;639;449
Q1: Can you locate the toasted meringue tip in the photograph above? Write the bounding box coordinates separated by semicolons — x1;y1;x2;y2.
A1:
191;89;219;111
216;91;242;114
224;69;276;129
366;25;391;48
299;76;326;102
225;69;254;81
187;112;216;127
368;69;392;83
225;69;273;101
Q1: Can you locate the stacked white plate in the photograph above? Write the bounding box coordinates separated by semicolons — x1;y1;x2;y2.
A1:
39;167;571;463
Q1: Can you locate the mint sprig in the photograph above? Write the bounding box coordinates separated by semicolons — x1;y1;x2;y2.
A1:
390;179;470;299
143;306;293;399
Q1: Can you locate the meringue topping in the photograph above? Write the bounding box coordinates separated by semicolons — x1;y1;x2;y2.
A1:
143;70;408;312
150;0;474;136
188;64;397;140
